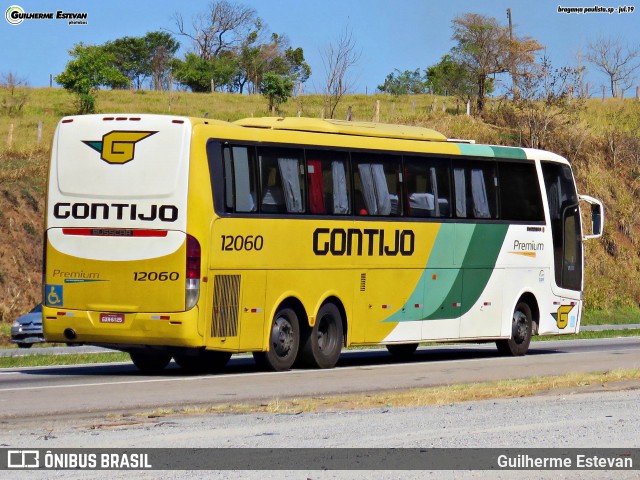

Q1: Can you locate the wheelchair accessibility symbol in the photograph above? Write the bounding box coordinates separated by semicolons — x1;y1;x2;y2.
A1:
46;285;63;306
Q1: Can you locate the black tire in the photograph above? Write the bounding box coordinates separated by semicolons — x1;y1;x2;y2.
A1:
129;350;172;373
386;343;419;360
174;350;232;373
496;301;533;356
17;343;33;349
253;307;299;371
299;303;344;369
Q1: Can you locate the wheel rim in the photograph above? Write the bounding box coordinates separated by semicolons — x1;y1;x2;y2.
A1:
317;314;336;353
271;315;294;357
512;310;528;344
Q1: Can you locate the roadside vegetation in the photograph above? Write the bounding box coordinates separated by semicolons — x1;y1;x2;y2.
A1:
138;369;640;415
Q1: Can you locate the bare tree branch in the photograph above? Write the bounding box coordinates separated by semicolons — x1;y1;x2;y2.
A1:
172;1;257;60
585;36;640;96
321;27;360;119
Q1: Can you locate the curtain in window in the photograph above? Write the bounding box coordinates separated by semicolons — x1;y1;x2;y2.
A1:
358;163;378;215
454;168;467;217
278;157;303;213
332;161;349;214
371;163;392;215
307;160;326;214
429;166;440;217
233;147;254;212
471;168;491;218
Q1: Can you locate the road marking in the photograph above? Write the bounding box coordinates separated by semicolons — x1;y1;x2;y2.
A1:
0;350;512;392
0;338;637;393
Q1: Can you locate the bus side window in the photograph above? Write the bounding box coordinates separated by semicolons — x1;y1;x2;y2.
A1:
222;145;257;213
498;162;544;222
352;153;402;216
259;148;305;214
453;161;497;219
307;151;351;215
404;156;451;218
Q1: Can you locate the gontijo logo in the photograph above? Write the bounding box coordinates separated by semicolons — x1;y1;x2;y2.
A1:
83;131;157;165
5;5;24;25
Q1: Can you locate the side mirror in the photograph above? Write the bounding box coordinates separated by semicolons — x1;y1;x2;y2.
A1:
579;195;604;240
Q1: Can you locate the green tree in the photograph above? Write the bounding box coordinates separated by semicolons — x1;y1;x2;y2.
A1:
56;43;129;113
144;31;180;91
377;68;427;96
171;53;237;92
260;72;294;111
451;13;542;112
104;32;180;90
103;36;148;89
425;55;477;102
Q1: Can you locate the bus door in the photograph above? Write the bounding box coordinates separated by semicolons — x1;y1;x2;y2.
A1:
541;162;583;296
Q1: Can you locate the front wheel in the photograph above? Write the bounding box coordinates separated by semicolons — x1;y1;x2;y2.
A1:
496;301;533;356
130;350;172;373
299;303;344;369
253;307;299;371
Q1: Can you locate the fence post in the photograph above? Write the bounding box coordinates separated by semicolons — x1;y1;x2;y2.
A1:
466;100;470;116
602;86;606;103
411;100;415;113
7;123;14;147
346;106;352;121
636;86;640;101
37;120;43;144
620;88;625;102
374;100;380;122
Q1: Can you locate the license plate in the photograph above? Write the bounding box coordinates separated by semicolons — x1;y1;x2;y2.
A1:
100;313;124;324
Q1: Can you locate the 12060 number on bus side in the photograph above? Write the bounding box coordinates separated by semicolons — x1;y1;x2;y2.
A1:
221;235;264;251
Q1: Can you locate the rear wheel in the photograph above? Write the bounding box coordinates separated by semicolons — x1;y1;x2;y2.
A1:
496;301;533;356
17;343;33;349
299;303;343;369
174;350;232;373
253;307;299;371
130;350;172;373
386;343;419;360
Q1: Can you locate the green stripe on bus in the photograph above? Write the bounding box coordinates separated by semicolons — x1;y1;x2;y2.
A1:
457;224;509;316
490;146;527;160
384;223;509;323
456;143;495;158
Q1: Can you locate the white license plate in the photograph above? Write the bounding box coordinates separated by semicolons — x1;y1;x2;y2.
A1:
100;313;125;324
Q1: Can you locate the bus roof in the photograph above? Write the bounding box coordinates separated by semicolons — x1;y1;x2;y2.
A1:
233;117;448;142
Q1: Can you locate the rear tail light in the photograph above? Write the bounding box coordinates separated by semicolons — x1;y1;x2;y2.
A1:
185;234;201;310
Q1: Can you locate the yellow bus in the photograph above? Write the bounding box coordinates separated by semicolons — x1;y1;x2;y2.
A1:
43;114;603;372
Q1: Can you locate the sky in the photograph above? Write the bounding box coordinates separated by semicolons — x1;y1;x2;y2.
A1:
1;0;639;96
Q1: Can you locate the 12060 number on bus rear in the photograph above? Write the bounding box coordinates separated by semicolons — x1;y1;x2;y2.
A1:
133;271;180;281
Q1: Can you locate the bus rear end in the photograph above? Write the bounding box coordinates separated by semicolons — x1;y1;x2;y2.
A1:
43;114;202;353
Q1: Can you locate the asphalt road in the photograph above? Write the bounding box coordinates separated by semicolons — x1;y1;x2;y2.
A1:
1;337;639;424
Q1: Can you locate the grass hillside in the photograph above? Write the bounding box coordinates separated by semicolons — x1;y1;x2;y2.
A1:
1;87;639;325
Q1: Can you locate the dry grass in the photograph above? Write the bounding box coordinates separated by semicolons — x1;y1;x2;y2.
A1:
135;369;640;418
